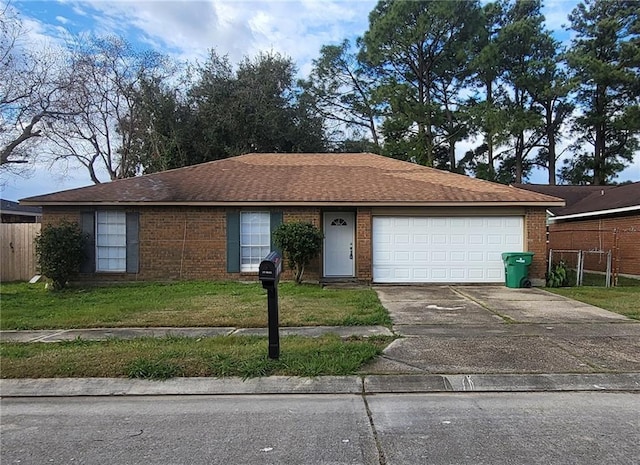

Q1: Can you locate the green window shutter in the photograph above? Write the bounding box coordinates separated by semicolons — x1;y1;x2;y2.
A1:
270;211;283;254
227;211;240;273
80;211;95;273
126;212;140;273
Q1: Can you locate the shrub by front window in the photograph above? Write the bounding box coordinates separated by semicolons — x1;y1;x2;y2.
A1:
35;221;86;290
273;222;323;284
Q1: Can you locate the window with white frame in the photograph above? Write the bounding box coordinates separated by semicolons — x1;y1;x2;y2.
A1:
96;211;126;272
240;212;270;272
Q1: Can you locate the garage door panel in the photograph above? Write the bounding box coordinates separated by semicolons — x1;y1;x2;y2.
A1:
468;269;485;279
414;234;428;243
487;268;503;279
506;235;522;245
487;235;503;245
449;235;464;245
414;269;428;279
450;269;465;279
373;216;524;283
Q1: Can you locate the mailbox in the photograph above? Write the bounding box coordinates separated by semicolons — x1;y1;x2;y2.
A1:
259;251;282;285
259;251;282;359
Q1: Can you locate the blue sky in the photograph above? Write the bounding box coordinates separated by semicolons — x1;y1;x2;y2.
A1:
2;0;638;200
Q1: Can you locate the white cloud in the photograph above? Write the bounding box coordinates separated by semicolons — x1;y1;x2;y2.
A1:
68;0;374;68
543;0;575;32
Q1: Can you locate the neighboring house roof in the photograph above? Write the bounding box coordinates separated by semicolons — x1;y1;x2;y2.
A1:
514;182;640;220
1;199;43;217
21;153;564;207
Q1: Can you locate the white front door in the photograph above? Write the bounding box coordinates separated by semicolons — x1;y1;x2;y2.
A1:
324;212;355;277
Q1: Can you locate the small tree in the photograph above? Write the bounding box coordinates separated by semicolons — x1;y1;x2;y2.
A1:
272;222;323;284
35;221;86;290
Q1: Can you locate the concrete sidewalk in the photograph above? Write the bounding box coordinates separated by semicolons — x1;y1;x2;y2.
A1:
2;373;639;397
0;325;392;343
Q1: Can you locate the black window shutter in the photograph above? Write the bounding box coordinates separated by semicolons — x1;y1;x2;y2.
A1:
126;212;140;273
80;212;95;273
227;211;240;273
270;211;283;254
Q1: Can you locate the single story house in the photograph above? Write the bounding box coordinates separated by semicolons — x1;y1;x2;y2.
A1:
21;153;563;284
515;183;640;277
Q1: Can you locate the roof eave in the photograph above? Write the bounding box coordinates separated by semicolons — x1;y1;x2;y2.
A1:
21;200;566;208
549;205;640;223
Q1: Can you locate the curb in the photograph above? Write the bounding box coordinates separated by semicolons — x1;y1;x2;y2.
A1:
2;373;639;397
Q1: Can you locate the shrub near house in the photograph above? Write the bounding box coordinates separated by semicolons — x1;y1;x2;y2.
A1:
35;222;86;290
273;222;323;284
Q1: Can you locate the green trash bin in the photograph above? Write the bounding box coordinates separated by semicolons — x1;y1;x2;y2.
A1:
501;252;534;288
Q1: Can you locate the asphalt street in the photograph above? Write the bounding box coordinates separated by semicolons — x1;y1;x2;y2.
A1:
2;392;639;465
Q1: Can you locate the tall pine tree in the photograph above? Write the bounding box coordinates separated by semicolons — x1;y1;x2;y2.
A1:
563;0;640;185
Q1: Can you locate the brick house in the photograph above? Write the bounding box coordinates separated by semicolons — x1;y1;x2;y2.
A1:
21;153;562;284
515;183;640;277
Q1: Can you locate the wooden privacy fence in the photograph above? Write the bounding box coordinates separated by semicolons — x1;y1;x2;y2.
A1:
1;223;41;282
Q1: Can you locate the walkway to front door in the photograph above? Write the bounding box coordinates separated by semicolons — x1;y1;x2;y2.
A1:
323;212;355;277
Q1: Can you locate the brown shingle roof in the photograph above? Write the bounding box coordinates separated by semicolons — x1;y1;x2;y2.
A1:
21;153;564;206
514;183;640;216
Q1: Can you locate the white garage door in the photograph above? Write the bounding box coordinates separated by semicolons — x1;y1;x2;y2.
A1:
372;216;524;283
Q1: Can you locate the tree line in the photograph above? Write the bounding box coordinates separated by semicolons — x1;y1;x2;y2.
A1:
1;0;638;185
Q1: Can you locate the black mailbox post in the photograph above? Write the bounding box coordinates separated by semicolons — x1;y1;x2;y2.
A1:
258;251;282;359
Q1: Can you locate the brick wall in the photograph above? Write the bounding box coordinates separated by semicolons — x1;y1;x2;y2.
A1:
138;207;227;280
549;214;640;276
42;206;324;282
356;207;372;282
525;207;548;281
41;207;80;227
42;205;558;283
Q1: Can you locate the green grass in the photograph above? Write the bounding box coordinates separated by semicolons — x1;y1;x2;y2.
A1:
578;272;640;287
547;286;640;320
0;335;393;379
0;281;391;330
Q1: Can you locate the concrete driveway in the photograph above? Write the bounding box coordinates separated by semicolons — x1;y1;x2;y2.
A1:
365;286;640;375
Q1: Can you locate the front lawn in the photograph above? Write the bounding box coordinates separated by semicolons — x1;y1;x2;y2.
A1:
0;335;392;379
0;281;391;330
546;286;640;320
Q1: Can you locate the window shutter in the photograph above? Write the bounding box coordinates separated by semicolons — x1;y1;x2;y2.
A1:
126;212;140;273
226;211;240;273
270;211;283;254
80;212;95;273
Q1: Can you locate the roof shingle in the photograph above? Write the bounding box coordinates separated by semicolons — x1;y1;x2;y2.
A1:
515;182;640;216
21;153;564;206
